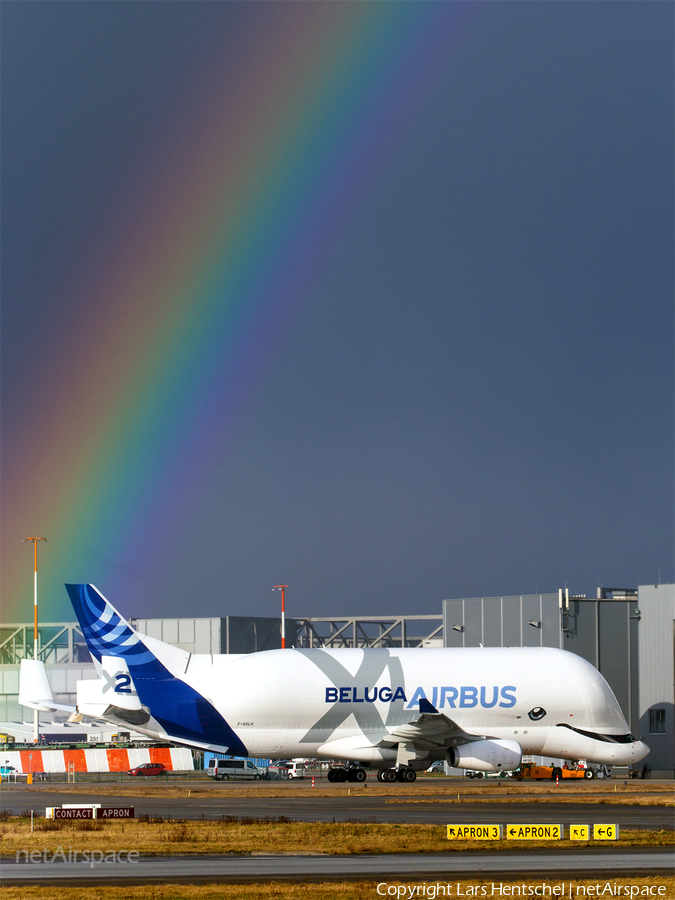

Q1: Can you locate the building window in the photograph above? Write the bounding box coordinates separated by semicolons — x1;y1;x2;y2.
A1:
649;709;666;735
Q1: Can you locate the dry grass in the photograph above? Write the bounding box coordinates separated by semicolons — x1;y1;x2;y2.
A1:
386;795;674;807
8;780;674;805
1;878;674;900
0;816;672;856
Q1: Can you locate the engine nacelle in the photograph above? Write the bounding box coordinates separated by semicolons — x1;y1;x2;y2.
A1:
448;739;522;772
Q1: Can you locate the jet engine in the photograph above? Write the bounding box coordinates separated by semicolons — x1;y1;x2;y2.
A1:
448;739;522;772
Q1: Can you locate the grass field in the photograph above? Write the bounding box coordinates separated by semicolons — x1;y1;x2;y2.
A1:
1;815;673;855
9;780;674;805
2;878;674;899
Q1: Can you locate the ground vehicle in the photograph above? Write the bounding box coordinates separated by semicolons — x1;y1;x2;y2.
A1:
513;762;595;781
426;760;445;773
128;762;166;776
206;758;264;780
465;769;510;778
269;759;305;778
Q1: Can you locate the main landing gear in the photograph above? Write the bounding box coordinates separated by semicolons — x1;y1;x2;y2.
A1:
376;766;416;783
327;766;367;783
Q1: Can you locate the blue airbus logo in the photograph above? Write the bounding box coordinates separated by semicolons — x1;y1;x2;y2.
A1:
325;684;517;709
405;685;517;710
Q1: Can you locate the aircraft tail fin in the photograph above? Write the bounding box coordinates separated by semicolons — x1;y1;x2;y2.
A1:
65;583;155;665
65;583;248;755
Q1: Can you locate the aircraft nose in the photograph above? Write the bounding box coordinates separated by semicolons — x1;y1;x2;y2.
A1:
632;740;650;763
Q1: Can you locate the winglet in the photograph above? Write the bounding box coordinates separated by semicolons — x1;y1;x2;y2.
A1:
419;697;439;714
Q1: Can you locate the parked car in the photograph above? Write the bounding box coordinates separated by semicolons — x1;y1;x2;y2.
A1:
128;762;167;776
206;758;265;780
426;761;445;773
269;759;306;778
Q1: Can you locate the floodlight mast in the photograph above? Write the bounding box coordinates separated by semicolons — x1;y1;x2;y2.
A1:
24;536;47;743
273;585;289;648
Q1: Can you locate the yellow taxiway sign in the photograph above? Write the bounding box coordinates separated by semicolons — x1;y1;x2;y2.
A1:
506;824;562;840
446;824;502;840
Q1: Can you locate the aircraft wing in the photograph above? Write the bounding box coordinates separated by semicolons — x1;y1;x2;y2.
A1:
381;698;482;765
386;699;480;748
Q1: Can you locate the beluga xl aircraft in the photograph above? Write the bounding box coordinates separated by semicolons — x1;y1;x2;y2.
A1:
19;584;649;783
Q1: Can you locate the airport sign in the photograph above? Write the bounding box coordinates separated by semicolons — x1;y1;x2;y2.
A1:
447;824;502;840
506;824;563;840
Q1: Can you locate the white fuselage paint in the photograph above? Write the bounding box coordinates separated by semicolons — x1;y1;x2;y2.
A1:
131;642;649;768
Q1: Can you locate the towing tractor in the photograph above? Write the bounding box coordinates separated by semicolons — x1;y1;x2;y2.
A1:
514;761;595;781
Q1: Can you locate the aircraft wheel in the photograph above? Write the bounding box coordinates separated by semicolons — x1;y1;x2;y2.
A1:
396;769;406;782
403;768;416;783
376;769;387;783
327;769;336;782
551;767;562;781
335;768;348;783
584;769;595;779
354;768;367;782
383;768;397;783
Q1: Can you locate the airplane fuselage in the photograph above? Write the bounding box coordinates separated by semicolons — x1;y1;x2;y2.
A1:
131;639;647;768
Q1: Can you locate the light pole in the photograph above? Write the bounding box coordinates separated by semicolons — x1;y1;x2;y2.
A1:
272;585;289;648
24;536;47;743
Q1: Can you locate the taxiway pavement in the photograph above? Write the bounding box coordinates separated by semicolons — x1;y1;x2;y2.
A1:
2;786;672;830
2;848;673;886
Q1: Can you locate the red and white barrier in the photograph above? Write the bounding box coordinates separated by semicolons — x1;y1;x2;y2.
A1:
2;746;194;774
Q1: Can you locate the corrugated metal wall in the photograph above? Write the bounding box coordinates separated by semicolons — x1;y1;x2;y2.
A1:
443;594;561;649
637;583;674;775
133;617;222;654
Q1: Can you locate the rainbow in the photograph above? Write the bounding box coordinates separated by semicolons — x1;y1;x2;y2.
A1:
3;3;469;620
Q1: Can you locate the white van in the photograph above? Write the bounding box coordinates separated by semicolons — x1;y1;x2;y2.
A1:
270;760;306;779
206;758;265;780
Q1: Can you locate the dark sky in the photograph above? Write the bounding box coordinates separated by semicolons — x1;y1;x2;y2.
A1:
2;2;673;622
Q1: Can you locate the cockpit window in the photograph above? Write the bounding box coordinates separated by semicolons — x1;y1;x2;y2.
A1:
556;723;636;744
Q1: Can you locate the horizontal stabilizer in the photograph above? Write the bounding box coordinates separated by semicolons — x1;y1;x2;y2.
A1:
19;660;75;713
